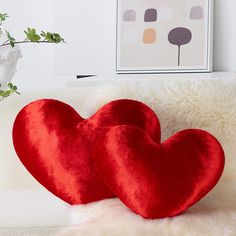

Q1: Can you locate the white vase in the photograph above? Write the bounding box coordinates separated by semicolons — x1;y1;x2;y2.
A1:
0;44;22;90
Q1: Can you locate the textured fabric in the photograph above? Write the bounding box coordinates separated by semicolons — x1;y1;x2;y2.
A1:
56;180;236;236
0;189;69;236
94;126;224;219
0;226;60;236
0;190;69;227
12;99;160;205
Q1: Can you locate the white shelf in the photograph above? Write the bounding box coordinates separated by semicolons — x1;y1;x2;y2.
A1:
67;72;236;88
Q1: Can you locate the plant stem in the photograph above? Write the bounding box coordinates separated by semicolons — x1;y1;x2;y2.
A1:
178;46;181;66
1;39;9;45
0;40;56;48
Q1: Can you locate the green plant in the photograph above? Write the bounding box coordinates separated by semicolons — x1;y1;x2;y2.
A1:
0;12;65;99
0;13;65;48
0;82;20;100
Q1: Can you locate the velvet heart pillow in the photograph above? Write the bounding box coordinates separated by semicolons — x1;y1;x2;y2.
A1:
12;99;160;205
93;125;225;219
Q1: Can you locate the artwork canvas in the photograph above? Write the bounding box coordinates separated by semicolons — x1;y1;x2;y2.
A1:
116;0;213;73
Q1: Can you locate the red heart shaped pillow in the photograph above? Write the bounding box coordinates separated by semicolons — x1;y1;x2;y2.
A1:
93;125;225;219
13;99;160;205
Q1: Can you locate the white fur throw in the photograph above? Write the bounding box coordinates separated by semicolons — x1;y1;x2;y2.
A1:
58;180;236;236
1;77;236;235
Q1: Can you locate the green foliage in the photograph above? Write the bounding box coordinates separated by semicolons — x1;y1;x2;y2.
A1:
40;31;65;43
0;13;8;25
0;13;9;37
0;12;65;100
6;30;16;47
0;12;65;48
0;83;20;100
23;28;65;44
24;28;41;42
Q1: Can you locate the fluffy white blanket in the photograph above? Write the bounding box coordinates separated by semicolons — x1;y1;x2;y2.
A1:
0;190;69;236
58;180;236;236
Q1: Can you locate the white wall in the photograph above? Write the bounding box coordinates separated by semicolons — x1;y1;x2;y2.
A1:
53;0;117;77
213;0;236;71
1;0;236;91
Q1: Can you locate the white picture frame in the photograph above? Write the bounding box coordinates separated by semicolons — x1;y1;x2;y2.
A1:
116;0;213;73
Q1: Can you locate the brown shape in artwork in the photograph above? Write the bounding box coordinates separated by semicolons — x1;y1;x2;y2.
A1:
168;27;192;66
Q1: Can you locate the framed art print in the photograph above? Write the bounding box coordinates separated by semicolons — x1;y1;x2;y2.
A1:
116;0;213;73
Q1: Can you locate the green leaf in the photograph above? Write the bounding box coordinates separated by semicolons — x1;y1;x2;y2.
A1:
4;90;11;97
7;82;13;89
5;30;16;47
0;13;9;25
10;41;15;47
0;83;20;100
40;31;65;43
40;31;46;37
24;27;41;42
0;90;5;96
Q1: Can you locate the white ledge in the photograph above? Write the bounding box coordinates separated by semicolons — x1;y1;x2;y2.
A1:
67;72;236;88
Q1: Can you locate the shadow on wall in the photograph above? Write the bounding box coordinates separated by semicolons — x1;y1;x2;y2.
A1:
213;0;236;72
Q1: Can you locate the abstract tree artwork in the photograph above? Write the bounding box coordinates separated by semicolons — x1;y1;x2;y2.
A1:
168;27;192;66
116;0;213;73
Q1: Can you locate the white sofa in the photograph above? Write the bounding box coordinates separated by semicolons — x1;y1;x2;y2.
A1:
1;77;236;236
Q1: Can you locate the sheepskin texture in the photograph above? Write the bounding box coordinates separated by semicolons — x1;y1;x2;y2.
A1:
57;180;236;236
0;227;59;236
0;190;69;236
1;77;236;235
